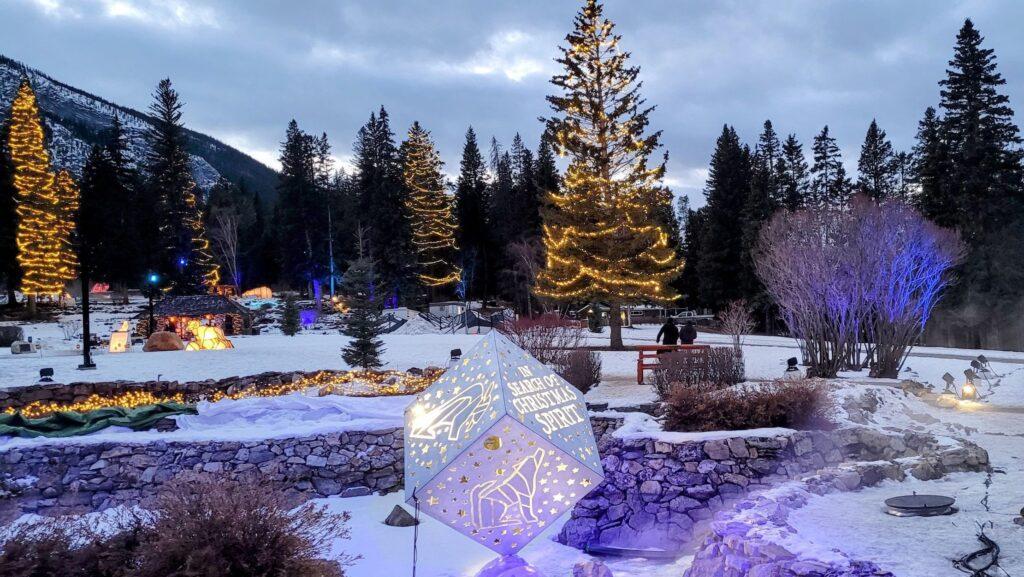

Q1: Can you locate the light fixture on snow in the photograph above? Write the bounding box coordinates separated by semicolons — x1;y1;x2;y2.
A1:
404;332;603;577
961;381;977;401
885;494;956;517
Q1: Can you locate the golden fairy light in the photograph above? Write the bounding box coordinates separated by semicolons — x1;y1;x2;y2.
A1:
401;121;461;288
8;79;66;299
4;369;444;419
535;0;682;305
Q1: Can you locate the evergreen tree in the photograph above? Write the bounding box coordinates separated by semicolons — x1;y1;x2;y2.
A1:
8;79;63;312
280;295;300;336
104;115;147;297
509;133;541;239
928;19;1023;234
53;170;78;284
741;121;782;308
341;232;386;370
0;119;20;306
913;107;952;223
778;134;809;211
353;107;413;305
916;19;1024;345
675;204;706;306
534;135;560;201
698;125;751;310
454;127;491;300
892;151;914;201
144;79;218;293
276;120;322;291
536;0;683;349
400;121;460;295
809;125;851;208
856;119;897;201
77;146;109;294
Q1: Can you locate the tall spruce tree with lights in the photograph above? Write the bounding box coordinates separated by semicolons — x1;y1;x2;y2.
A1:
145;79;218;294
8;79;63;314
53;169;79;284
536;0;682;349
400;121;460;297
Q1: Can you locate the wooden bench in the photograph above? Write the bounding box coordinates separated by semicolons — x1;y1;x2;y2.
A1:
636;344;711;384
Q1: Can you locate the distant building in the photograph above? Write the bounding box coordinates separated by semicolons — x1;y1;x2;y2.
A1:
136;295;253;337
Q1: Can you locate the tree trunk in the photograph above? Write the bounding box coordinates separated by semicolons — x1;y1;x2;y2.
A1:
27;294;36;318
609;301;623;350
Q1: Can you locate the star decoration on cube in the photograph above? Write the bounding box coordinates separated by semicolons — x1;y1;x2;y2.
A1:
404;332;604;555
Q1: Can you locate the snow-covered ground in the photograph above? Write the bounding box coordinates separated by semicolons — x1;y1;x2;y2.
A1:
320;492;692;577
785;383;1024;576
4;313;1024;576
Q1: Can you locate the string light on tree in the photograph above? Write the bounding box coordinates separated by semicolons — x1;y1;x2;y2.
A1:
401;121;461;289
8;78;64;308
535;0;683;349
54;169;79;283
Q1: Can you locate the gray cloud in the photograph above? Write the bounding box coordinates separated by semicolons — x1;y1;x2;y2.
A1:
3;0;1023;205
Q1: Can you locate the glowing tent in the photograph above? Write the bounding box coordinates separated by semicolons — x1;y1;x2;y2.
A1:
108;321;131;353
241;286;272;299
404;332;603;567
184;320;234;351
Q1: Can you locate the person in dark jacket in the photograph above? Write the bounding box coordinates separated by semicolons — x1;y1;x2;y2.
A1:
679;321;697;345
656;318;679;350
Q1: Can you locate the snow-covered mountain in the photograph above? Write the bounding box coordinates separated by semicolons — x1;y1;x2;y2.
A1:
0;54;278;201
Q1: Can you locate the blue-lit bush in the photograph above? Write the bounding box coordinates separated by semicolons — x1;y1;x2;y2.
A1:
755;196;963;378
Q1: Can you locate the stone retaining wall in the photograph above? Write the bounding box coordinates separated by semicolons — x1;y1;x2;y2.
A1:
685;440;990;577
557;427;980;553
0;428;404;521
0;416;626;521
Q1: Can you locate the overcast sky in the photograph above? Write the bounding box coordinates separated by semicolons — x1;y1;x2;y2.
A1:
2;0;1023;206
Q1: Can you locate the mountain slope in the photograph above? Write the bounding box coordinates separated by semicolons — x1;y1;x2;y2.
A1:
0;54;278;202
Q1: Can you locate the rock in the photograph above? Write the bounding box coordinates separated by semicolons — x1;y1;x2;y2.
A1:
0;326;25;347
573;560;614;577
143;331;185;352
340;486;371;498
703;440;731;460
383;504;419;527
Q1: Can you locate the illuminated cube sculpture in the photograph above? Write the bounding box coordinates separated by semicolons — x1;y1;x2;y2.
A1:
404;332;603;558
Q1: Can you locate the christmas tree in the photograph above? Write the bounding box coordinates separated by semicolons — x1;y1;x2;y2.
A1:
536;0;682;348
53;169;79;284
8;79;63;313
400;121;460;293
280;295;300;336
144;79;219;294
341;232;385;370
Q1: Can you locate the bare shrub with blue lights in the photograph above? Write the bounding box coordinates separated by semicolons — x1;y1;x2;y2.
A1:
755;196;963;378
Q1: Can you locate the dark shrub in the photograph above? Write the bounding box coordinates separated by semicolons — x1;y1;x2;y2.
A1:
0;477;355;577
652;347;745;399
135;477;355;577
663;380;833;433
558;349;602;394
498;314;585;367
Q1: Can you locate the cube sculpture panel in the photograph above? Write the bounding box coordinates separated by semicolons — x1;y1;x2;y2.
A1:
404;332;603;556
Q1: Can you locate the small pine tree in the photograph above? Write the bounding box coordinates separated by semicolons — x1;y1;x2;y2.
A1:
341;232;386;370
280;296;300;336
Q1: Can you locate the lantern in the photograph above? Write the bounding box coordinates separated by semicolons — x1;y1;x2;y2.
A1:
961;381;977;401
108;320;131;353
404;332;603;574
184;320;234;351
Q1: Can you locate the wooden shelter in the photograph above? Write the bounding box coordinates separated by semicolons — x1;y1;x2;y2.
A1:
136;295;253;338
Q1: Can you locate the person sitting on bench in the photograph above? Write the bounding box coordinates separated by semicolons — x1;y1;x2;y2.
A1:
656;318;679;353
